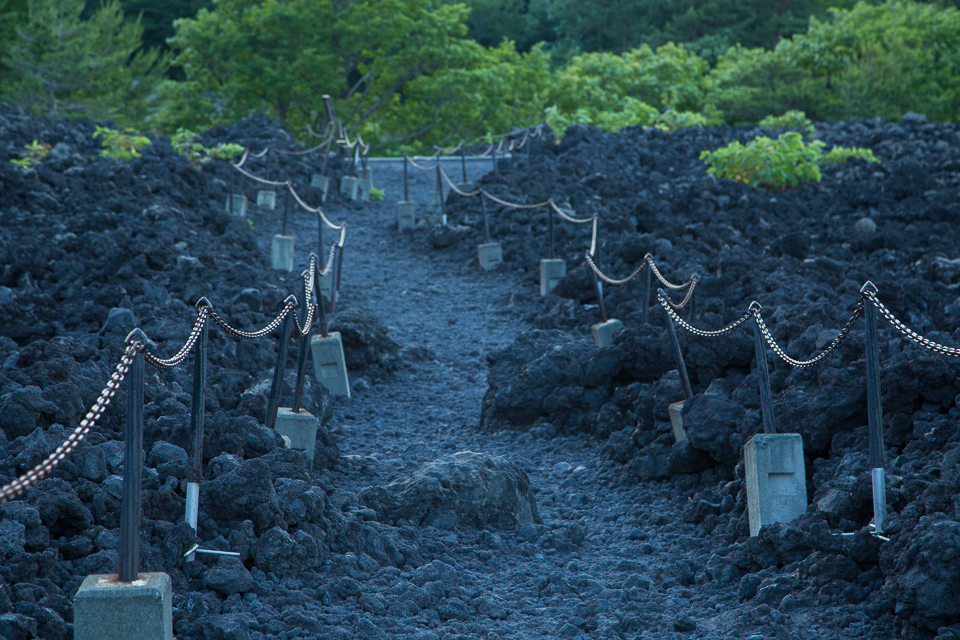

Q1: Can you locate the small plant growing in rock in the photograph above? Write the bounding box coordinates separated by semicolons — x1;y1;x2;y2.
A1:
9;140;51;171
700;131;879;190
171;128;244;168
370;186;385;201
759;110;816;139
654;108;712;132
94;126;152;160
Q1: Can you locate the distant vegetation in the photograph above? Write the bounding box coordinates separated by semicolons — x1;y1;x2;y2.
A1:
0;0;958;152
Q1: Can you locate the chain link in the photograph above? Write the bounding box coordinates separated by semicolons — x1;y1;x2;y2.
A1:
144;306;211;369
438;165;482;196
0;341;142;504
585;251;646;285
865;291;960;357
659;290;753;337
210;299;297;340
406;155;440;172
548;200;593;224
481;190;552;210
753;299;864;367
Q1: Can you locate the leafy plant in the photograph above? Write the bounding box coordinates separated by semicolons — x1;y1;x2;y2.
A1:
700;131;879;190
654;108;717;132
370;186;385;201
9;140;51;172
759;110;816;138
171;128;244;168
94;126;152;160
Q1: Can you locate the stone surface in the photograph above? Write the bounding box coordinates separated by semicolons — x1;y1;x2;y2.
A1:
275;408;318;461
256;189;276;210
477;242;503;271
540;259;566;296
668;400;688;442
397;201;415;230
225;194;247;216
73;572;172;640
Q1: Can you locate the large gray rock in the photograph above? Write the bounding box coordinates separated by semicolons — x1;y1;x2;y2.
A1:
365;452;541;530
682;393;745;466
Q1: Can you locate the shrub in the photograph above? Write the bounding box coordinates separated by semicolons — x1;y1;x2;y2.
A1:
700;131;879;190
654;107;720;132
94;126;152;160
759;110;816;138
9;140;51;171
171;128;244;168
370;186;385;201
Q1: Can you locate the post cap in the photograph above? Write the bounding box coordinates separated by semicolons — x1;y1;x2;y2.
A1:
691;273;701;283
748;301;763;313
284;294;299;308
195;297;212;311
860;281;879;295
124;328;148;346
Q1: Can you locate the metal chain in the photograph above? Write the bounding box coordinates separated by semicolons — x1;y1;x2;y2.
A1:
585;251;646;285
549;200;594;224
659;290;753;337
865;291;960;357
0;341;141;504
145;306;211;369
438;165;482;196
406;156;440;172
210;299;297;340
753;299;864;367
481;190;551;210
665;277;698;310
646;255;693;291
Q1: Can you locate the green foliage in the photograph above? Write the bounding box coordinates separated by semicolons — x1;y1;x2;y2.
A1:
759;109;816;138
700;131;879;190
370;186;385;201
94;126;151;160
654;108;719;132
170;127;243;167
9;140;51;171
1;0;170;127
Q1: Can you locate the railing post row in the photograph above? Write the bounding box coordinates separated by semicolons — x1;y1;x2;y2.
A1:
119;329;146;582
403;155;409;202
641;264;652;325
185;303;208;562
480;193;491;244
590;254;608;323
548;207;555;260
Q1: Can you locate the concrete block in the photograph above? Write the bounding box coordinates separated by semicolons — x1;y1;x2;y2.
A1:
591;318;623;347
310;174;330;202
429;191;443;209
397;201;416;230
668;401;688;443
478;242;503;270
744;433;807;537
339;176;359;200
458;181;475;193
311;332;350;398
74;572;172;640
256;189;276;210
540;259;566;296
275;408;317;461
271;235;294;272
225;194;247;217
357;167;373;202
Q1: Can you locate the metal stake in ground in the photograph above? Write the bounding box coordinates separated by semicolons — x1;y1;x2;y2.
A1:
403;155;409;202
661;294;693;400
590;253;608;323
292;300;313;413
480;192;491;244
314;269;329;338
282;185;289;236
641;262;652;325
862;281;887;533
265;299;296;432
436;164;446;223
461;145;467;183
751;304;777;434
185;301;208;562
331;245;344;313
119;329;146;582
491;146;497;174
548;207;555;259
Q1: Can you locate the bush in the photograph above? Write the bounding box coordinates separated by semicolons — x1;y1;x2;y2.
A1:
700;131;879;190
759;110;816;138
171;128;244;168
94;126;152;160
9;140;51;172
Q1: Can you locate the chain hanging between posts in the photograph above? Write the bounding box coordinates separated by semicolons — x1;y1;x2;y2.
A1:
210;299;297;340
752;299;865;368
865;291;960;356
659;290;753;338
0;341;142;503
145;306;211;369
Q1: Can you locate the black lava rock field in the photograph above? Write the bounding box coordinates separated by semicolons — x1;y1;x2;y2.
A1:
2;105;960;640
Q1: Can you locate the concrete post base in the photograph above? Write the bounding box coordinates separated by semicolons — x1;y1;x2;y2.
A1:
540;259;566;296
311;174;330;202
478;242;503;270
271;235;294;271
429;191;442;209
257;189;276;210
458;181;475;193
225;195;247;217
397;201;416;230
74;573;172;640
668;401;688;443
311;332;350;398
591;318;623;347
275;408;317;461
745;433;807;537
318;271;333;301
422;210;446;226
340;176;359;200
357;167;373;202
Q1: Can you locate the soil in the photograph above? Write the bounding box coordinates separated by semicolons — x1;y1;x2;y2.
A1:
2;107;960;640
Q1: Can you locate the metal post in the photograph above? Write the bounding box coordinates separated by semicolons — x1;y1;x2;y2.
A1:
480;193;491;244
641;261;652;325
862;281;886;533
291;324;312;414
491;147;497;174
461;145;467;183
403;155;409;202
317;213;324;260
352;146;359;177
436;164;446;224
321;135;332;177
548;208;555;260
660;295;694;400
265;151;272;182
229;171;235;214
331;245;344;313
689;276;699;322
119;329;146;582
314;272;329;338
185;302;208;562
751;304;777;434
590;258;608;323
282;186;289;236
265;299;296;432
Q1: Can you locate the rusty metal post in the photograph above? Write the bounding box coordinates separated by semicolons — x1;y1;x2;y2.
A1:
660;295;693;400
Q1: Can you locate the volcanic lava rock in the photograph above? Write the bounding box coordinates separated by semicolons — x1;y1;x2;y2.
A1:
329;306;400;378
363;451;541;529
682;393;745;466
203;558;254;595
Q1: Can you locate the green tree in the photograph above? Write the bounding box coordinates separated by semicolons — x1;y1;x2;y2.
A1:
1;0;170;126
